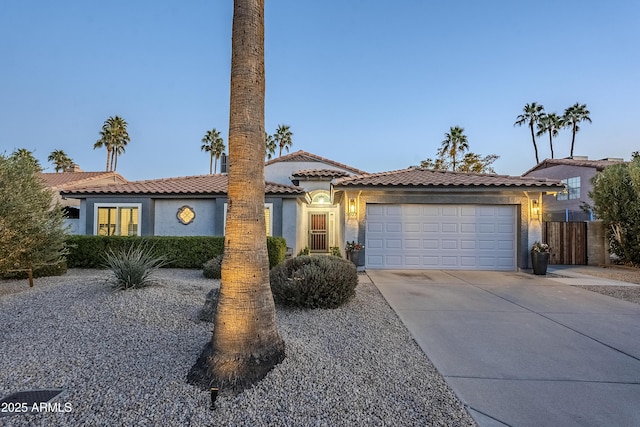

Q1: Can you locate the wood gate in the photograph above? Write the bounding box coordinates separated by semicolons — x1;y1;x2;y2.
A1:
542;222;587;265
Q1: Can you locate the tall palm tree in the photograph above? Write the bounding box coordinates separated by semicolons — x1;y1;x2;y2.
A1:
209;0;285;391
536;112;562;159
94;116;130;171
264;132;276;160
201;128;226;174
439;126;469;171
47;149;74;172
514;102;545;164
273;124;293;157
562;103;591;157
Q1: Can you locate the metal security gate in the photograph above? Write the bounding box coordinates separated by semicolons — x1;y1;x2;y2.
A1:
309;213;328;252
543;222;587;265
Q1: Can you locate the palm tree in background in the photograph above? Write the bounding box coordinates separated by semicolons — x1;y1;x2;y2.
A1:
94;116;130;171
201;128;226;174
207;0;285;391
536;112;562;159
11;148;42;170
273;124;293;157
47;149;74;172
515;102;545;164
439;126;469;171
265;132;276;160
562;103;591;157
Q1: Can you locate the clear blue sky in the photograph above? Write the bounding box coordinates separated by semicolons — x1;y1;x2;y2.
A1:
2;1;638;180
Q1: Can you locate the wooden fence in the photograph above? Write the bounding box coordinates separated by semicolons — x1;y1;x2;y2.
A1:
542;222;588;265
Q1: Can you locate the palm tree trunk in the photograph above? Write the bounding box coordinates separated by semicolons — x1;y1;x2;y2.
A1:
529;123;539;163
105;149;111;172
570;124;577;157
208;0;284;392
214;155;218;174
209;153;213;174
113;152;118;171
548;131;554;159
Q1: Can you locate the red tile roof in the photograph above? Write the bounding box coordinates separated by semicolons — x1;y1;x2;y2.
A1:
522;157;626;175
333;167;564;189
291;169;351;179
60;174;304;196
265;150;367;174
40;172;127;188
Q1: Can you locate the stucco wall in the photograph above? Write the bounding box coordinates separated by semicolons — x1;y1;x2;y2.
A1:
281;199;298;252
265;161;354;186
154;199;216;236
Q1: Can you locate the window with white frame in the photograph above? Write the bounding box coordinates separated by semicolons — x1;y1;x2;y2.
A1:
94;204;142;236
223;203;273;237
557;177;580;201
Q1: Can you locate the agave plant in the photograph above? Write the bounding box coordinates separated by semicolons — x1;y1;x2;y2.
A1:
103;243;168;290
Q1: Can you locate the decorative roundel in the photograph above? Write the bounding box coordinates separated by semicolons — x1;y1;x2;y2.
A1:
177;205;196;225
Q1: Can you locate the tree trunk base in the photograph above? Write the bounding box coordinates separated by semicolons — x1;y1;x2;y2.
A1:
187;339;285;395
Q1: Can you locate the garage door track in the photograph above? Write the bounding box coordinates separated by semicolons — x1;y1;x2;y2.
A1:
368;270;640;427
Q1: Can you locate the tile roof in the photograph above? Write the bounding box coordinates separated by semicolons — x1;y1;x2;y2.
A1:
333;167;564;189
291;169;352;179
522;157;626;175
60;174;304;196
265;150;367;174
40;172;127;188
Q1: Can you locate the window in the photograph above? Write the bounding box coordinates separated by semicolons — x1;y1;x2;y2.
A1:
223;203;273;237
311;191;331;205
94;204;141;236
557;177;580;201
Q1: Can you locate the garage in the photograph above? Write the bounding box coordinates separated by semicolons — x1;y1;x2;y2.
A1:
365;204;516;270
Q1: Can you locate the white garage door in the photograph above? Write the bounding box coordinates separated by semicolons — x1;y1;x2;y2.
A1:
365;204;516;271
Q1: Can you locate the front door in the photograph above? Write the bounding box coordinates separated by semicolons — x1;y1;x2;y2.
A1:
309;212;328;252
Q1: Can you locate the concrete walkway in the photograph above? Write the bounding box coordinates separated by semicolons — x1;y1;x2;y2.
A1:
368;269;640;427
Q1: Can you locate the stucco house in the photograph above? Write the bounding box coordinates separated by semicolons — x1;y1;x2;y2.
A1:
522;156;626;221
40;167;128;234
61;150;564;271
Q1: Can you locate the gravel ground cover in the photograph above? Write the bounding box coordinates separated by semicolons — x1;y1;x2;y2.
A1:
0;269;475;426
555;265;640;304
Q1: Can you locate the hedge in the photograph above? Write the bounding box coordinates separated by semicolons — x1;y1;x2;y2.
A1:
65;235;287;269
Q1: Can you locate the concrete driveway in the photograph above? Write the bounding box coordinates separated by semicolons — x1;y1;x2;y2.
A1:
368;269;640;427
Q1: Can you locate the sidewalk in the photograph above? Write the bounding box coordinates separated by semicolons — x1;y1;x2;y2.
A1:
547;265;640;287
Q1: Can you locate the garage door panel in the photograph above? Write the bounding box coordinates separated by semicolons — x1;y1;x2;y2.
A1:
366;204;516;271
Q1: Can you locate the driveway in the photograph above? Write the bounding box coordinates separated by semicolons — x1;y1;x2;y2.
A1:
368;269;640;427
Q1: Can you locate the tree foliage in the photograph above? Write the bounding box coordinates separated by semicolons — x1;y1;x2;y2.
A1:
94;115;130;171
515;102;545;164
590;157;640;265
48;149;74;172
201;128;225;174
273;124;293;157
418;127;499;173
562;103;591;157
0;153;68;273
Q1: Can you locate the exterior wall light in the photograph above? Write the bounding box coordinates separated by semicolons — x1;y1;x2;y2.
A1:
531;199;540;220
348;198;357;217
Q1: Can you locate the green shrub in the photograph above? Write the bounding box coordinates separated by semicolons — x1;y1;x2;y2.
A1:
202;255;223;279
103;243;168;290
269;255;358;309
330;246;342;257
66;235;285;269
297;247;310;256
267;237;287;268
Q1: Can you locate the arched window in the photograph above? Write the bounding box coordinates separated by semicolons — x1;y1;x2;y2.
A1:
311;191;331;205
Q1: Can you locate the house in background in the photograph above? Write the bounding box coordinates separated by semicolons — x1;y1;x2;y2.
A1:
522;156;626;221
40;166;128;234
61;150;564;271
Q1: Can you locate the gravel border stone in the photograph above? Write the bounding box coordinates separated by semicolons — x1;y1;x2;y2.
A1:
0;269;475;426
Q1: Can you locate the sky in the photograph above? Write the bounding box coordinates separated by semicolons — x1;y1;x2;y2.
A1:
1;0;638;181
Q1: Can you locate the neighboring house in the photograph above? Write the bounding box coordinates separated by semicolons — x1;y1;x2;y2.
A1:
40;167;128;234
61;150;564;271
522;156;625;221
